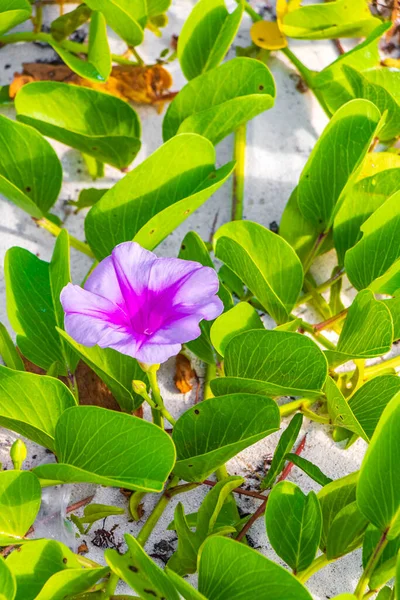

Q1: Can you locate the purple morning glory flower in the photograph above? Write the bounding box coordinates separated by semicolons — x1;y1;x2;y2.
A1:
60;242;223;364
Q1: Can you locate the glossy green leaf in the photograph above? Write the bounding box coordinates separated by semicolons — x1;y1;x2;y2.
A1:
168;477;243;575
85;133;234;259
297;99;381;232
0;322;24;371
33;406;176;492
67;187;108;213
0;0;31;35
16;82;140;169
0;556;15;600
326;501;368;559
210;302;263;357
281;0;380;40
325;290;393;367
166;569;207;600
285;453;333;487
214;220;303;323
385;295;400;341
363;525;400;590
73;504;124;533
178;0;243;80
147;0;170;17
345;190;400;294
172;393;280;481
376;589;393;600
0;470;41;545
261;413;303;489
106;533;180;600
326;378;367;442
266;482;322;572
0;366;76;450
58;329;146;412
211;330;327;398
36;567;109;600
342;66;400;141
317;471;359;551
50;4;92;41
334;153;400;264
357;392;400;538
0;114;62;217
198;536;313;600
84;0;146;46
163;58;275;144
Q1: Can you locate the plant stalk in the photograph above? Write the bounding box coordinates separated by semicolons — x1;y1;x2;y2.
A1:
203;362;216;400
146;370;176;427
34;217;94;258
104;573;119;599
354;528;389;598
297;553;332;582
364;354;400;378
232;123;247;220
313;308;348;332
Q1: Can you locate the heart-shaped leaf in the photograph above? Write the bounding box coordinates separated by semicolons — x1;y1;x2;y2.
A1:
0;556;15;600
297;99;381;233
281;0;380;40
84;0;146;46
85;133;234;259
106;533;180;600
0;470;41;545
0;366;76;450
172;393;280;481
265;481;322;572
0;114;62;217
16;82;141;169
33;406;176;492
198;536;313;600
211;330;327;398
214;220;303;323
325;501;368;559
163;58;275;145
357;392;400;538
325;290;393;367
345;189;400;294
178;0;243;80
0;0;31;35
210;302;263;357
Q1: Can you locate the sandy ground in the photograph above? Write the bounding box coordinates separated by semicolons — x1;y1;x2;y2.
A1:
0;2;393;597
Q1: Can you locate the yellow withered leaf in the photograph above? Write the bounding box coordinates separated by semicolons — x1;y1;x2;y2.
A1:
250;20;287;50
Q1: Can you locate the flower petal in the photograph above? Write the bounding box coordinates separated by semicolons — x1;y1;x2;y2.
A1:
134;341;182;364
84;255;125;309
111;242;157;307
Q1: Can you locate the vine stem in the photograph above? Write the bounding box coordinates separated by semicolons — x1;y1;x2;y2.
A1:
0;32;140;66
354;528;389;599
146;370;176;427
297;319;337;351
313;308;348;332
295;269;345;307
203;362;216;400
104;573;119;599
34;217;94;258
279;397;315;417
296;553;332;582
235;434;307;542
232;123;247;220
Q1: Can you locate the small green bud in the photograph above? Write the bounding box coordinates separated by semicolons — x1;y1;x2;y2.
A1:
10;439;27;470
132;380;148;396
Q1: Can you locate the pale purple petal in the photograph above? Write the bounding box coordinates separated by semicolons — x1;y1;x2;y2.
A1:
134;341;182;364
84;255;125;309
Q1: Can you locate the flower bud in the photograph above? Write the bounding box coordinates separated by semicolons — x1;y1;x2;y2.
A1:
10;439;27;470
132;380;148;396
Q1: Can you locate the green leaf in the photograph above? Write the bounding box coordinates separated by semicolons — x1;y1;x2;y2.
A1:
0;366;76;450
85;133;234;259
33;406;176;492
297;99;381;233
168;477;244;575
16;82;140;169
0;556;16;600
198;536;313;600
147;0;170;18
5;246;73;375
334;153;400;265
0;470;41;545
385;294;400;341
105;533;180;600
67;187;108;213
0;323;25;371
284;453;333;487
50;4;92;41
317;471;359;551
325;290;393;367
166;569;207;600
73;503;125;533
266;481;322;572
210;302;263;357
325;378;367;442
357;392;400;538
214;220;303;323
163;58;275;145
34;569;109;600
377;589;393;600
178;0;243;80
0;114;62;217
345;189;400;294
281;0;380;40
58;329;146;412
342;66;400;142
363;525;400;589
211;330;327;398
0;0;31;35
326;501;368;559
172;393;280;481
261;413;303;489
348;375;400;441
84;0;146;47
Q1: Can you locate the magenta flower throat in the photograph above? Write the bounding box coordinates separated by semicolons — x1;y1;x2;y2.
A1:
61;242;223;364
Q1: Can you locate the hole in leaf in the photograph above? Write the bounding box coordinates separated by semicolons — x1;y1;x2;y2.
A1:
194;409;200;415
26;186;31;192
129;565;139;572
259;84;264;90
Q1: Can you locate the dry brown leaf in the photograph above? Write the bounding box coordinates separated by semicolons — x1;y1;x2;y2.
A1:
77;542;89;554
174;353;198;394
10;62;175;106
